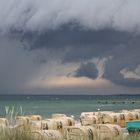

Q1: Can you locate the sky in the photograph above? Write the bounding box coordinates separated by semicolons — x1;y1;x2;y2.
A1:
0;0;140;95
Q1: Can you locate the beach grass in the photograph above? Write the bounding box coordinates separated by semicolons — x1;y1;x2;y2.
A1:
0;128;34;140
0;106;39;140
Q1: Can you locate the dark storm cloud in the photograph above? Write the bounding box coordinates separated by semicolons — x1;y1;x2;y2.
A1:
59;30;140;87
61;29;131;63
74;62;98;79
3;22;140;88
103;44;140;87
20;27;140;88
21;28;130;53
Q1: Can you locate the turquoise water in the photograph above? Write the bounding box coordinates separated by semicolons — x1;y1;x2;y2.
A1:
0;95;140;119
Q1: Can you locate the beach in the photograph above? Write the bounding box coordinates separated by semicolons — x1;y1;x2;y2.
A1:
0;95;140;139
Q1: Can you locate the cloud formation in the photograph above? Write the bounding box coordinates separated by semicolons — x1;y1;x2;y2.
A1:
74;62;98;79
0;0;140;34
0;0;140;94
0;36;55;94
103;48;140;87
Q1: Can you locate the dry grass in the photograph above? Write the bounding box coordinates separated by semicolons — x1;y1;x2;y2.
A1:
0;128;35;140
0;106;40;140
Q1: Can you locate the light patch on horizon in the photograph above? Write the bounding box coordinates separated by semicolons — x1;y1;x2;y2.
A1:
29;76;113;89
26;75;140;95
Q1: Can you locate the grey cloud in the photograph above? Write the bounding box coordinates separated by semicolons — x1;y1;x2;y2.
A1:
0;0;140;94
0;36;53;94
103;44;140;87
1;0;140;34
74;62;98;79
61;29;133;63
21;28;131;62
22;28;130;50
10;27;140;88
67;36;140;87
1;27;140;88
104;70;140;87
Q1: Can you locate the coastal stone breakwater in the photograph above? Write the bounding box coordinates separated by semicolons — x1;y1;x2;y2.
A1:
0;109;140;140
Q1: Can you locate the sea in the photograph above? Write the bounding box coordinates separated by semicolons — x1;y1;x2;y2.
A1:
0;95;140;120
